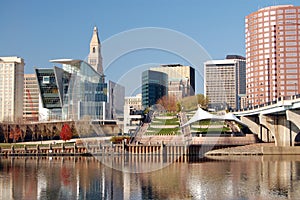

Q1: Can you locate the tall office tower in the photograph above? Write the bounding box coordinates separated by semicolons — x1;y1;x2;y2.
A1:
88;26;103;75
0;56;25;122
204;55;246;110
246;5;300;106
23;74;39;121
142;70;168;108
150;64;195;100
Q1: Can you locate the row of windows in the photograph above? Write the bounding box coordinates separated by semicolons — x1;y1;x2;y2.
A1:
247;22;300;32
247;90;297;98
247;38;300;48
0;63;14;67
247;9;300;20
247;50;300;58
246;58;300;66
247;52;300;58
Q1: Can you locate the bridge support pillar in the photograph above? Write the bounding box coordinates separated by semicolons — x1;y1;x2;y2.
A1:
260;114;293;146
260;125;273;143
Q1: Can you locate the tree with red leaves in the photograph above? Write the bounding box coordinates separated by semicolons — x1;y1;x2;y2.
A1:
60;124;72;142
156;95;177;112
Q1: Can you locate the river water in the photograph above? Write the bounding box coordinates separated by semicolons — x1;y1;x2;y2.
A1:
1;155;300;200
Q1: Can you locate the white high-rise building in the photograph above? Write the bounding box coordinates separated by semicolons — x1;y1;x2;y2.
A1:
0;56;25;122
88;26;103;75
204;55;246;110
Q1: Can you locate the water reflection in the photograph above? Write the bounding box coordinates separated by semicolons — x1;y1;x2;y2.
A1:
1;156;300;199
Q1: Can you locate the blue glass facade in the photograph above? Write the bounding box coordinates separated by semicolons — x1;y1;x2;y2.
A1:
142;70;168;108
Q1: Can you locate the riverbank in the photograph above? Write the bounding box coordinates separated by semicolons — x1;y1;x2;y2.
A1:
3;140;300;157
205;143;300;156
204;143;269;156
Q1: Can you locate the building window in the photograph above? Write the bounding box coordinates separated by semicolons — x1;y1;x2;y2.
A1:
43;76;50;84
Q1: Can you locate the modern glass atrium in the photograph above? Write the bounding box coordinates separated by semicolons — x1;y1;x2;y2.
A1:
35;59;107;120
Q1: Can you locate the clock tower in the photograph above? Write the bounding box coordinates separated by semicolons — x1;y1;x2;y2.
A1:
88;26;103;75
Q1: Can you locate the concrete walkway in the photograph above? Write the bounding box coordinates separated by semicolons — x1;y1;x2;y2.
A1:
16;137;111;145
205;143;275;156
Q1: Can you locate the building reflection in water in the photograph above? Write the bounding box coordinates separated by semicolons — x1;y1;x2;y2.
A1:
1;156;300;199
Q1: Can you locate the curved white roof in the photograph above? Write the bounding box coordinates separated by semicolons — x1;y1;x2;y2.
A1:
182;107;248;127
49;58;82;65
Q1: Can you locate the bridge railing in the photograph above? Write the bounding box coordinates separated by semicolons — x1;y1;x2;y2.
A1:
233;94;300;113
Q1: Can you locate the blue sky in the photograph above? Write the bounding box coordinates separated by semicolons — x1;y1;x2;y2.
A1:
1;0;300;94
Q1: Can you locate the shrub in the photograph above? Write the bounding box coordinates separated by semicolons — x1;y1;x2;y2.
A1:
60;124;73;142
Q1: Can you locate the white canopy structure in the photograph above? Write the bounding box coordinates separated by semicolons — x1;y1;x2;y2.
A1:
181;107;248;127
223;112;248;127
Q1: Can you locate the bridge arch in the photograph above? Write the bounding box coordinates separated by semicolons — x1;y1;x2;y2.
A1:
240;115;274;143
286;110;300;146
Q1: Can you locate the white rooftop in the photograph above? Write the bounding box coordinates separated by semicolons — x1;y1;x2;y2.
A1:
0;56;24;63
258;5;294;12
49;58;82;65
204;59;241;65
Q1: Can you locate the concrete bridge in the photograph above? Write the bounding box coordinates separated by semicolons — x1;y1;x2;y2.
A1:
234;95;300;147
0;120;121;143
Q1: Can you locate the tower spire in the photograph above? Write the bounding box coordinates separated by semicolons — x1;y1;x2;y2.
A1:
91;26;100;45
88;26;103;74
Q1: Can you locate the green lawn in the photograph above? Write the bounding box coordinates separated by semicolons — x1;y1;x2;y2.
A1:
151;118;179;125
191;127;231;133
189;120;226;126
145;127;181;135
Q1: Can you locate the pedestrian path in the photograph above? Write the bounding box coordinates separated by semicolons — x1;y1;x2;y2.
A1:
205;143;275;156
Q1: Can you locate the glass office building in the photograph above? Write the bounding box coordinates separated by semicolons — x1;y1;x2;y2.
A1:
150;64;195;100
142;70;168;108
35;59;107;120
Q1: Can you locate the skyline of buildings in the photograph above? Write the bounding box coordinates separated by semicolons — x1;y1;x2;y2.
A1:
34;26;109;121
34;26;126;122
1;4;300;123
